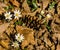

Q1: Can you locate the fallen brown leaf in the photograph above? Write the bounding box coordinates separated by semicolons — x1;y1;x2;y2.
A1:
57;45;60;50
0;40;10;49
22;0;31;13
0;46;6;50
57;2;60;15
0;2;7;7
10;0;20;7
0;23;9;33
0;2;7;14
42;0;50;10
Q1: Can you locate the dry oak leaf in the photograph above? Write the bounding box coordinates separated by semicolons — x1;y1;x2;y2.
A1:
16;25;35;49
10;0;20;7
0;40;10;49
0;23;9;33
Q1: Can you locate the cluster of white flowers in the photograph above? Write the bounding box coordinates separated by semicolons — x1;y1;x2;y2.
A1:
4;10;22;20
12;33;24;48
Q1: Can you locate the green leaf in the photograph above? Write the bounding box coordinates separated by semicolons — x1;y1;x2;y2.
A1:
27;0;38;11
32;2;38;8
46;24;51;32
31;3;38;11
18;21;22;25
44;21;51;32
39;15;42;20
4;7;9;10
27;0;31;5
49;1;56;9
15;20;23;25
4;5;14;10
46;25;51;29
32;0;36;3
9;5;14;9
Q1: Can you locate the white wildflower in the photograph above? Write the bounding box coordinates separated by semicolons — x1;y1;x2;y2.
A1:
46;14;52;19
4;12;12;20
41;10;45;15
12;41;19;48
14;10;22;19
15;33;24;42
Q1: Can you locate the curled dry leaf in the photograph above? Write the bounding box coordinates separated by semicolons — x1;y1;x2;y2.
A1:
44;37;52;46
54;14;60;24
27;45;34;50
42;0;50;10
0;2;7;14
0;2;7;7
38;26;46;38
51;22;60;33
0;7;5;14
0;46;6;50
57;45;60;50
6;23;15;36
22;0;31;13
0;33;9;41
57;2;60;15
51;14;60;33
0;23;9;33
16;25;35;49
0;40;10;49
22;8;41;16
27;8;41;16
54;34;60;41
0;32;10;49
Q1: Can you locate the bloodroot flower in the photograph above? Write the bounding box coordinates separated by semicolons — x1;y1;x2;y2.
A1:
4;12;12;20
12;41;19;48
15;33;24;42
14;10;22;19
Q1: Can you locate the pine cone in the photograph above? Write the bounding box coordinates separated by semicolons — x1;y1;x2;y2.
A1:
19;15;41;30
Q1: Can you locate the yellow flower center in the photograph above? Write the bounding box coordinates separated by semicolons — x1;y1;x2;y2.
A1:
6;14;10;17
18;36;20;40
15;13;19;16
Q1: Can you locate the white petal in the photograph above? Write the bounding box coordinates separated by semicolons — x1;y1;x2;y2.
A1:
8;12;11;14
